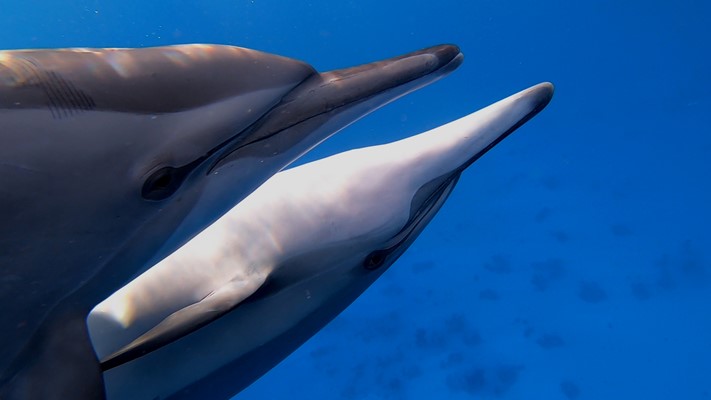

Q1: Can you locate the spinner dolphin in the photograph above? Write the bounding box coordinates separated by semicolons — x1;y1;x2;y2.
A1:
0;43;462;399
89;82;554;400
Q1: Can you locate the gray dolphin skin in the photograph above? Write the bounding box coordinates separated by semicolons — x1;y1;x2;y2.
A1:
0;43;463;399
89;83;553;400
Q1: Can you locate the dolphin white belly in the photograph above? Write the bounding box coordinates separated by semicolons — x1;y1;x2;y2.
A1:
90;82;554;400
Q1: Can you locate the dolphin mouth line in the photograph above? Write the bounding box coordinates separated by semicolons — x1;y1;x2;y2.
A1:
204;47;464;175
365;172;460;270
140;68;315;201
400;173;460;242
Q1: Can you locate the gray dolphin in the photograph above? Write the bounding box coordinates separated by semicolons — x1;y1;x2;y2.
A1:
89;82;554;400
0;43;462;399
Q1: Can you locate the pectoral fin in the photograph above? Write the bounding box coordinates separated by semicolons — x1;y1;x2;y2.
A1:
100;274;267;370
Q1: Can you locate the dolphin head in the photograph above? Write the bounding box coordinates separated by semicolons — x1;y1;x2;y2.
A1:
97;82;554;400
264;82;555;281
346;82;554;273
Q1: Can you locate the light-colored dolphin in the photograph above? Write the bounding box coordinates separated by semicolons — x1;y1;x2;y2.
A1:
0;43;463;399
89;82;554;400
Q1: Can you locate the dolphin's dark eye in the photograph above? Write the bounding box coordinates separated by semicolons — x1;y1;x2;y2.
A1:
142;167;180;201
363;250;388;270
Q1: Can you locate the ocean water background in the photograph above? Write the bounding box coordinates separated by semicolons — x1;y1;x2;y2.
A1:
2;0;710;399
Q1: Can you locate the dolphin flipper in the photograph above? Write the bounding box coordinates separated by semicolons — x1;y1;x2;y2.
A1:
100;273;268;370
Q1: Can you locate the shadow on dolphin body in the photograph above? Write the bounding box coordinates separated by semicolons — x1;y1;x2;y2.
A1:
90;83;554;400
0;43;463;400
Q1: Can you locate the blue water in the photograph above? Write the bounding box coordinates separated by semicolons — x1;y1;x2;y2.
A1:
3;1;710;399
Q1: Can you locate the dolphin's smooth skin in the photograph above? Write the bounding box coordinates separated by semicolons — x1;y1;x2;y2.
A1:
89;82;554;400
0;43;463;400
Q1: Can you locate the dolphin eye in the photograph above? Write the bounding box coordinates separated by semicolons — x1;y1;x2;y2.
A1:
363;250;388;270
142;167;180;201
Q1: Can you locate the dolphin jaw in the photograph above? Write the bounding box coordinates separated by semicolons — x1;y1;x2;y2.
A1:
378;82;555;187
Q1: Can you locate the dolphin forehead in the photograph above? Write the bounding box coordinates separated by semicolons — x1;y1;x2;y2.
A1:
0;44;315;115
0;44;315;379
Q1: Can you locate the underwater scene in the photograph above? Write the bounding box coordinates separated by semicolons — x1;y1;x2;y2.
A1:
1;0;709;399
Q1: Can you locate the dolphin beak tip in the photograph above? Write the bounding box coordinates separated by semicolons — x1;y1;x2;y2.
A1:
523;82;555;113
535;82;555;105
429;44;464;73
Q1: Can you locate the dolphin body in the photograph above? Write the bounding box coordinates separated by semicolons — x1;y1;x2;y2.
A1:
88;82;554;400
0;44;463;399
